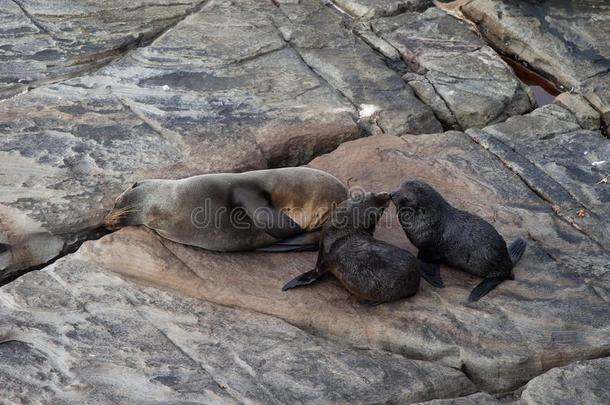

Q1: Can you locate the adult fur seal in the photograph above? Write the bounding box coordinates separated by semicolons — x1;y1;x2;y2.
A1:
282;192;443;304
103;167;347;252
390;180;526;302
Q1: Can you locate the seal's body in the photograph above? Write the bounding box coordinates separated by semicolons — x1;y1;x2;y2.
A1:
390;180;526;301
104;167;347;252
282;192;443;303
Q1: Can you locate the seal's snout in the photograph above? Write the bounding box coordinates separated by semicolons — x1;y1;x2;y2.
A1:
103;208;126;230
103;186;142;230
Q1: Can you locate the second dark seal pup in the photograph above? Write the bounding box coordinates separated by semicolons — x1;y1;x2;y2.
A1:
390;180;526;302
282;192;443;304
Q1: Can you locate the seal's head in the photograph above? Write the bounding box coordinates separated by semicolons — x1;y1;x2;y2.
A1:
390;180;448;224
103;181;149;230
329;191;390;234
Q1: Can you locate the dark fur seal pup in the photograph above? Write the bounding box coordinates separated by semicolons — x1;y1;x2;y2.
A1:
282;192;443;304
103;167;347;252
390;180;526;302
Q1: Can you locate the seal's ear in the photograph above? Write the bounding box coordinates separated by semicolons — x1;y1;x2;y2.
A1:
231;186;304;239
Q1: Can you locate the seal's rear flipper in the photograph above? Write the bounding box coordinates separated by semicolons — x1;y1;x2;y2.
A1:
282;269;323;291
468;276;508;302
257;231;320;252
418;262;444;288
508;238;527;265
0;243;9;255
232;187;304;239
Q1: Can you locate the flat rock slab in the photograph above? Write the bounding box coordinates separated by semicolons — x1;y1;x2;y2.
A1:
369;8;534;130
415;392;501;405
332;0;433;19
0;253;476;404
0;0;205;99
275;0;442;135
68;133;609;393
520;357;610;405
461;0;610;132
467;104;610;249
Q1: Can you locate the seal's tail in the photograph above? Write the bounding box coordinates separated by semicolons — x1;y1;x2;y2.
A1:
418;262;444;288
508;238;527;266
282;269;323;291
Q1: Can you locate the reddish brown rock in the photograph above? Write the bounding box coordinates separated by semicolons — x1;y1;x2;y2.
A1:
73;134;609;393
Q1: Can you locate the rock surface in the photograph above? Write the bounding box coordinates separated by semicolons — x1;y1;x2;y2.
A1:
555;92;601;131
0;251;477;404
41;132;609;394
1;1;609;403
460;0;610;132
275;0;442;136
467;104;610;249
369;8;534;129
332;0;432;19
0;0;206;100
415;392;501;405
520;357;610;405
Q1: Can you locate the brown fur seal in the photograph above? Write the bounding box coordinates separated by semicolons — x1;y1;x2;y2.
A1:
103;167;347;252
390;180;526;302
282;192;443;304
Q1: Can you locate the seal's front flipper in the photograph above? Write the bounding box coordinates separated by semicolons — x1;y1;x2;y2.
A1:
0;243;9;255
508;238;527;265
417;247;442;263
257;231;321;252
468;276;508;302
232;187;303;239
282;269;323;291
418;262;444;288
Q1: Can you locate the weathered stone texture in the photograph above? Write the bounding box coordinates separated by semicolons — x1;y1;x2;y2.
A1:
370;8;534;129
0;254;477;404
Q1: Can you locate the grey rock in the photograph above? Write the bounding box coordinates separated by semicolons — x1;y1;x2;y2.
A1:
467;104;610;248
75;134;610;393
583;74;610;134
415;392;501;404
370;8;534;129
275;0;442;135
353;21;402;61
555;92;601;131
0;0;367;279
403;71;459;129
0;253;477;404
520;357;610;405
461;0;610;133
332;0;433;19
0;0;205;99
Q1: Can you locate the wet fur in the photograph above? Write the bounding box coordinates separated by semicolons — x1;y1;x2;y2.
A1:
392;181;526;301
283;192;441;303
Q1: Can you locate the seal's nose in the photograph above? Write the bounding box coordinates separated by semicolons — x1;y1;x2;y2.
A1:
389;190;398;199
